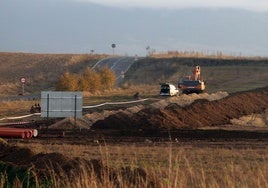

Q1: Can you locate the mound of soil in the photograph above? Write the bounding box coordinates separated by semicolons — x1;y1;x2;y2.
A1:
92;87;268;130
49;91;229;129
231;109;268;127
0;143;157;187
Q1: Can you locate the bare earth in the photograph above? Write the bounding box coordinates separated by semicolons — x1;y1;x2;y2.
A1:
0;86;268;186
92;87;268;130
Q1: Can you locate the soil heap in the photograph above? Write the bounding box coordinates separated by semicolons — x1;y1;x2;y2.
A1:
0;142;157;187
92;87;268;130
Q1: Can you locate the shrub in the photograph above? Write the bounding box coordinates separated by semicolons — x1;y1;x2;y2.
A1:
98;67;116;90
55;68;116;93
79;68;101;93
55;72;79;91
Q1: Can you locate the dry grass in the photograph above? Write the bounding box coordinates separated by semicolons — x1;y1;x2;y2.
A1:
150;50;268;60
0;52;107;97
1;52;267;98
1;53;268;187
0;100;39;117
202;66;268;93
9;141;268;187
126;61;268;94
83;84;159;105
0;84;158;118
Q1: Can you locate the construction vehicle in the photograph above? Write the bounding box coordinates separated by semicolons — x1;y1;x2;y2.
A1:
178;66;205;94
160;83;179;96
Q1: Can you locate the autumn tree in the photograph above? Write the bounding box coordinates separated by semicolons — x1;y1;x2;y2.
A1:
79;68;101;93
55;67;116;93
55;72;79;91
97;67;116;90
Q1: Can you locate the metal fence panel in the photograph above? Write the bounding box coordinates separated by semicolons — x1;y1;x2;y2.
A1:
41;91;82;118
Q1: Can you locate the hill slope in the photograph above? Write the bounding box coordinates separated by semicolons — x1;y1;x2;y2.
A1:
0;52;106;97
124;57;268;93
0;52;268;97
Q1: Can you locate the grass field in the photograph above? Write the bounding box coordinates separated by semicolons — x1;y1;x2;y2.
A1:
6;141;267;187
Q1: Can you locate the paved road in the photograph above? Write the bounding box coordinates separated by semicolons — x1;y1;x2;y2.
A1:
93;56;138;84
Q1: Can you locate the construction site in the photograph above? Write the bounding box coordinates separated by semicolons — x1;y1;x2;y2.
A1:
0;53;268;187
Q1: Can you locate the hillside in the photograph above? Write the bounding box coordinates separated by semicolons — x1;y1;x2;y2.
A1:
0;52;106;97
0;52;268;97
124;57;268;93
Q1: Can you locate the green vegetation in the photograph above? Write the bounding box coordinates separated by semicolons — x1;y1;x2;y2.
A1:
0;162;36;187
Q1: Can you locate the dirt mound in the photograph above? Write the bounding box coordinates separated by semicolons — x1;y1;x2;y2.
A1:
231;109;268;127
0;143;157;186
93;87;268;130
0;143;34;165
0;143;91;179
50;91;229;129
49;117;91;129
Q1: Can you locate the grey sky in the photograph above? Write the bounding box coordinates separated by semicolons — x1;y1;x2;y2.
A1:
1;0;268;56
77;0;268;12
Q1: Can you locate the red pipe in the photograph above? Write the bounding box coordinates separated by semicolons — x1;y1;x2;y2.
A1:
0;128;38;139
30;129;38;137
0;129;26;139
24;131;32;139
0;128;38;137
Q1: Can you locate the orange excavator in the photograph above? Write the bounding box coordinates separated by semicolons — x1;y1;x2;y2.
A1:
178;66;206;94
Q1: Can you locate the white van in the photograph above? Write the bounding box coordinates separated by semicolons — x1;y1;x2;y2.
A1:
160;83;179;96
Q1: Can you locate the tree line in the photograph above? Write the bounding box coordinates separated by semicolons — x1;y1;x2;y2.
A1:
55;67;116;93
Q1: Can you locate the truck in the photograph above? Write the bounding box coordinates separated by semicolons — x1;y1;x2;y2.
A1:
178;66;206;94
160;83;179;96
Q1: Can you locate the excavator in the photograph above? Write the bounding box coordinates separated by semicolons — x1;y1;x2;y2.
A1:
178;66;205;94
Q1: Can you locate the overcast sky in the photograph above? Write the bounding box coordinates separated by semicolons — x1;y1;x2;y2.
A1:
1;0;268;56
77;0;268;11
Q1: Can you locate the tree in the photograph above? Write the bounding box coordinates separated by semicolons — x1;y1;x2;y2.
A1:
97;67;116;90
55;72;79;91
55;67;116;93
79;68;101;93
